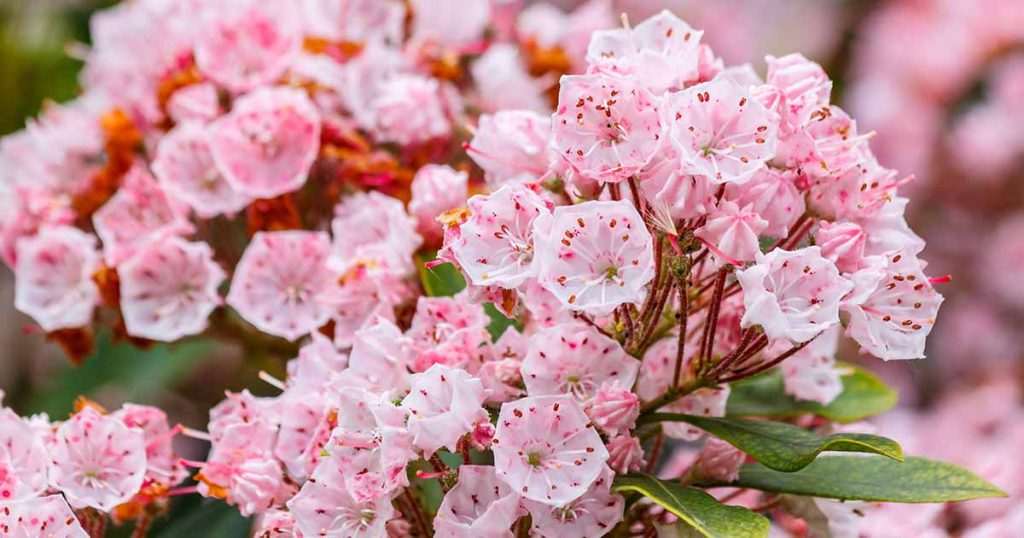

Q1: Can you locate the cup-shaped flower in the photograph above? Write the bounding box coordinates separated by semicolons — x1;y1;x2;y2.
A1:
492;395;608;506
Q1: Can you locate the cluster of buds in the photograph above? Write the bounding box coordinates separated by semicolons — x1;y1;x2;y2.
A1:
0;1;950;537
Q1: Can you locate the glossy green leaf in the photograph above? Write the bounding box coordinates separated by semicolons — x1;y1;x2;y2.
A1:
417;258;467;297
726;363;896;423
645;414;903;472
613;475;769;538
719;456;1008;503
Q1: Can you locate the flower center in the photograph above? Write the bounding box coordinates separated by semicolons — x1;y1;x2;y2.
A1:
527;451;543;467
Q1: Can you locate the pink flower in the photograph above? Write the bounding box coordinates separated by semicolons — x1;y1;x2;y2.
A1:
585;382;640;436
0;408;48;501
329;191;422;274
401;364;489;457
551;72;663;183
724;167;804;238
14;226;100;332
333;319;415;398
587;10;704;93
448;185;551;289
492;395;608;505
736;247;853;343
814;221;867;273
522;467;624;538
664;386;732;441
0;494;88;537
605;434;645;475
694;437;746;483
112;404;187;490
288;459;395;538
166;82;222;124
471;44;550;114
194;0;302;93
253;508;300;538
694;200;769;266
764;53;833;134
92;166;191;264
641;158;718;223
209;87;321;199
535;200;655;316
665;77;777;184
318;388;415;502
325;261;408;349
49;407;147;511
409;0;490;48
286;332;349;392
521;323;639;401
371;74;452;146
408;165;467;243
778;326;843;405
479;327;529;404
843;250;943;360
299;0;405;44
119;237;225;341
433;465;524;538
226;231;337;341
152;121;251;218
198;421;291;516
273;388;334;481
466;111;552;187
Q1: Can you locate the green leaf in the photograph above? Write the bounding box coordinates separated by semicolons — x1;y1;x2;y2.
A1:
719;455;1008;503
484;303;522;341
613;475;769;538
726;362;896;423
416;255;466;297
644;414;902;472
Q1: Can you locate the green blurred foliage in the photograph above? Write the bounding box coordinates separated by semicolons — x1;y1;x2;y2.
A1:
0;2;113;134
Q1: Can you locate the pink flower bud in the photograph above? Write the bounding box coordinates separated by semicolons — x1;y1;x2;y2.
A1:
606;435;645;475
585;382;640;436
471;421;496;450
815;220;867;272
694;438;746;483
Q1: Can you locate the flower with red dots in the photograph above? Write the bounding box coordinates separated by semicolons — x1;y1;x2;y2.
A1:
0;494;88;537
152;121;251;218
737;246;853;343
119;236;225;341
433;465;524;537
492;395;608;506
665;77;777;185
535;200;655;316
209;87;321;199
48;407;147;512
14;226;101;332
227;231;337;341
401;364;489;457
520;322;638;402
843;250;944;360
551;72;664;183
448;185;552;289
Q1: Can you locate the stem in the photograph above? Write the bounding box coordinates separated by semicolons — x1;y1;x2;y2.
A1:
627;177;645;218
639;377;709;416
403;488;432;537
705;327;759;379
644;431;664;474
670;278;689;391
719;338;814;383
130;517;150;538
697;267;729;373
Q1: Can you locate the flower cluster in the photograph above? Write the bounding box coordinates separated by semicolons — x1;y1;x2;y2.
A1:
0;394;184;537
0;3;965;538
0;0;617;357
